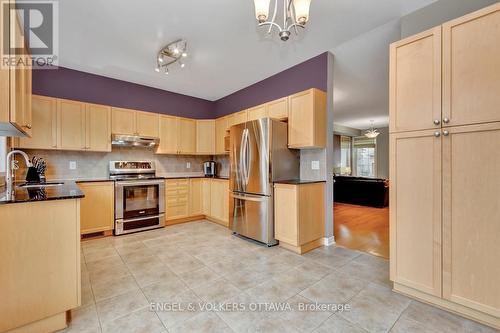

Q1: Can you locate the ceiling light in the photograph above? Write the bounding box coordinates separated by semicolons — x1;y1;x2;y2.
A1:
253;0;312;41
158;57;163;63
182;52;187;57
155;39;188;74
365;121;380;139
180;62;185;68
155;67;160;72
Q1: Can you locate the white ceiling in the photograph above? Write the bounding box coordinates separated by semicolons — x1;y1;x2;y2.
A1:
59;0;436;101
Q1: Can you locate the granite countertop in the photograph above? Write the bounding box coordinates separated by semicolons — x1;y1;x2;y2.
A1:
274;179;327;185
0;181;84;205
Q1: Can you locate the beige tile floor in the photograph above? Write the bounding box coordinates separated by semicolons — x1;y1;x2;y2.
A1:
60;220;498;333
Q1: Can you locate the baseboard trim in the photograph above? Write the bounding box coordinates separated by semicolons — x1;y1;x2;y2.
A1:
165;215;205;226
322;236;335;246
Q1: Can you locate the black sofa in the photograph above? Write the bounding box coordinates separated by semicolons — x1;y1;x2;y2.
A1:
334;176;389;208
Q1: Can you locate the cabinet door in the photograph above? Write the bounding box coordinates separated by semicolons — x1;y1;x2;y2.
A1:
18;96;57;149
178;118;196;154
227;110;248;129
274;184;299;246
389;27;441;133
86;103;111;152
247;105;267;121
288;88;326;149
158;115;178;154
189;178;203;216
443;4;500;127
267;97;288;120
165;179;189;220
79;182;114;234
196;120;215;154
136;111;159;137
215;117;228;154
442;123;500;317
111;107;136;135
389;130;442;297
201;179;211;215
210;179;228;225
57;99;86;150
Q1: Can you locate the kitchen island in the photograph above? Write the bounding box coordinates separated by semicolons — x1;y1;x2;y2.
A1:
0;182;83;333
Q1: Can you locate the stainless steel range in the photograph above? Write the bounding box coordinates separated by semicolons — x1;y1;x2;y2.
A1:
110;161;165;235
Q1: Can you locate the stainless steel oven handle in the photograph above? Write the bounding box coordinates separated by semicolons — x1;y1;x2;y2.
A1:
118;213;165;223
115;180;164;187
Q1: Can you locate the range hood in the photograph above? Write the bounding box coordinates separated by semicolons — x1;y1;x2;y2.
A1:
111;134;159;148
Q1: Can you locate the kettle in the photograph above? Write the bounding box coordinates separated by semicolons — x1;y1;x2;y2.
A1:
203;161;216;177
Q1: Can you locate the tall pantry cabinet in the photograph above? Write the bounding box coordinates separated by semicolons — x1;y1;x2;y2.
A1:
389;4;500;329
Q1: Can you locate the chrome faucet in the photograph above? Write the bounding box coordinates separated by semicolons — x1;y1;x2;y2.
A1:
5;150;32;198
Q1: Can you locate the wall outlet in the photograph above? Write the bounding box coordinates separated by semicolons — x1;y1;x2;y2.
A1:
186;162;191;169
69;161;77;170
311;160;320;170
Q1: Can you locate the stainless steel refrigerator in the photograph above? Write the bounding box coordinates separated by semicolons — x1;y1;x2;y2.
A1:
229;118;299;245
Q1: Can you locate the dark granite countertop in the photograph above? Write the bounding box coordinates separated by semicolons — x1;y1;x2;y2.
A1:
274;179;327;185
0;181;84;205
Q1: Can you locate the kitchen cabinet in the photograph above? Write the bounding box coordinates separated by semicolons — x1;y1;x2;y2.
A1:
196;120;215;154
17;95;57;149
189;178;206;216
86;103;112;152
209;179;229;226
288;88;326;149
389;27;442;134
178;118;196;154
0;199;81;333
227;110;248;129
442;5;500;127
267;97;288;120
274;182;325;254
201;179;211;215
215;116;228;155
247;105;267;121
165;179;190;220
158;115;179;154
389;129;442;297
79;182;114;235
136;111;159;137
111;107;136;135
57;99;86;150
0;7;33;137
442;122;500;318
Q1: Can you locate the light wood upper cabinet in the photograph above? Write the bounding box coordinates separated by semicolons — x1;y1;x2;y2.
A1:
210;179;229;226
247;105;267;121
196;120;215;154
136;111;159;137
79;182;114;235
390;130;442;297
111;107;136;135
86;103;111;152
443;4;500;127
57;99;86;150
178;118;196;154
288;88;326;149
158;115;178;154
227;110;248;129
389;27;442;134
18;96;57;149
267;97;288;120
442;123;500;317
215;117;228;155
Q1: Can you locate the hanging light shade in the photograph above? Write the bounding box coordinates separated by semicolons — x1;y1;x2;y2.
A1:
292;0;312;25
365;121;380;139
254;0;271;23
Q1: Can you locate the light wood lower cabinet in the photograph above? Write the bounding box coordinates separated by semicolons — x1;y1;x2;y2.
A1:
189;178;204;216
209;179;229;226
79;182;114;235
166;179;190;220
274;182;325;254
390;130;442;297
0;199;80;333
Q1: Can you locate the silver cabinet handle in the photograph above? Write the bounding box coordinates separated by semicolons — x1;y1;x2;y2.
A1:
434;131;441;137
433;119;440;125
443;118;450;124
443;130;450;136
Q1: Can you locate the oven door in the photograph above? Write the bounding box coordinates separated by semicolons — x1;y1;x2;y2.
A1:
115;180;165;220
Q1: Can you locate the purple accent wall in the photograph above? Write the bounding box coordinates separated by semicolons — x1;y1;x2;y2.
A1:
32;67;215;119
214;52;328;117
32;52;328;119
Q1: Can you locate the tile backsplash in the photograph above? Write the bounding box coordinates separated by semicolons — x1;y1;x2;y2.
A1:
16;147;213;180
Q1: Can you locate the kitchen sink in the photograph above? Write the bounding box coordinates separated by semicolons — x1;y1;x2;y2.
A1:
17;182;65;189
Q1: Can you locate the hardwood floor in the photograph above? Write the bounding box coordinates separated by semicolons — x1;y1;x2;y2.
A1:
333;202;389;259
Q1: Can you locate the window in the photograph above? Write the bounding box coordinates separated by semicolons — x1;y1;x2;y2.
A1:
339;136;352;175
0;136;6;174
353;136;376;178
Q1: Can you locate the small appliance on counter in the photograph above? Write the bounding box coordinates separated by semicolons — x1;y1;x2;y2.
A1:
203;161;217;177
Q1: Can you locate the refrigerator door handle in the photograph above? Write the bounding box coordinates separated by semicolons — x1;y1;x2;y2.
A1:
239;129;246;190
231;193;267;202
242;128;250;187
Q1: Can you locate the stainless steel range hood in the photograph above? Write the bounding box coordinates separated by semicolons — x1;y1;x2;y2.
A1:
111;134;160;148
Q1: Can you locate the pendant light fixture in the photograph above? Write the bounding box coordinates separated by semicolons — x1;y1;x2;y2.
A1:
253;0;312;41
155;39;188;74
365;120;380;139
